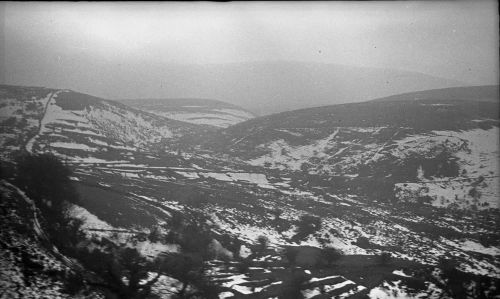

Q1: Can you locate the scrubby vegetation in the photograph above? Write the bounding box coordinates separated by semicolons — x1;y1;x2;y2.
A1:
4;153;222;298
256;235;270;253
294;215;322;240
13;152;84;254
1;84;499;298
77;245;160;299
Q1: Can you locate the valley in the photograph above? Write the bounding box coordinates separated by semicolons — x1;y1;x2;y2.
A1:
0;84;499;298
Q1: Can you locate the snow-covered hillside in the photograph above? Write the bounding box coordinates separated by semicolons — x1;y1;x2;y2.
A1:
393;128;499;210
202;86;499;211
119;98;255;128
1;84;499;298
243;127;499;210
0;85;210;162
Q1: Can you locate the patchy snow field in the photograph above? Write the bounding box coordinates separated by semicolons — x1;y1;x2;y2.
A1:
69;205;178;260
176;171;276;189
141;107;254;128
390;127;499;209
369;280;443;299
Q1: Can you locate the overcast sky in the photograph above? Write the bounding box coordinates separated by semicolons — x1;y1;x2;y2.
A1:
1;1;498;96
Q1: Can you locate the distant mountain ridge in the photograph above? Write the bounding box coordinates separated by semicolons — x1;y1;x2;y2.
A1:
370;85;499;103
119;98;255;128
123;61;465;115
9;60;467;116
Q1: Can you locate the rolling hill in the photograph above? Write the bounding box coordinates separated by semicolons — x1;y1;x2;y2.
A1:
108;61;466;115
199;85;500;210
12;60;467;115
0;84;212;164
119;98;255;128
371;85;499;103
1;84;499;298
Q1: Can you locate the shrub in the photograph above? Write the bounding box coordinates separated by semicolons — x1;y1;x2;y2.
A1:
296;215;321;239
271;208;283;220
354;236;371;248
156;216;221;298
1;116;18;126
0;160;16;180
284;247;299;264
321;247;343;265
256;235;269;252
62;272;85;295
300;162;312;173
218;233;242;257
468;187;481;200
437;257;468;298
13;153;83;253
148;225;161;243
235;257;252;274
438;257;459;277
192;279;220;299
178;221;212;257
80;246;159;299
159;252;205;298
378;251;391;265
14;153;80;208
167;211;185;230
279;268;308;299
417;195;433;205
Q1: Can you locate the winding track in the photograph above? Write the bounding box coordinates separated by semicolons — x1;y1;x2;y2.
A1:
24;91;60;153
4;181;84;271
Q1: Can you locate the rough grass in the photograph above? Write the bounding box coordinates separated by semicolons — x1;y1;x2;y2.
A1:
74;182;163;228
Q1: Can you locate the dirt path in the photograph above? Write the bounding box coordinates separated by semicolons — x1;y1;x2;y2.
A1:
4;181;84;271
24;91;59;153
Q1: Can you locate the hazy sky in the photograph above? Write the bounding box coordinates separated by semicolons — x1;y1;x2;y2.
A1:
1;1;498;98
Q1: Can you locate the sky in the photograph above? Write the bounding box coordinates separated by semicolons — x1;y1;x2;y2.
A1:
0;1;498;99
